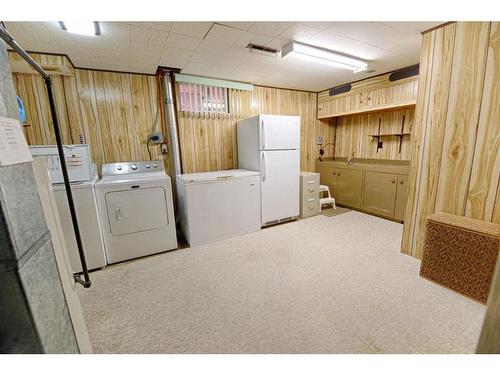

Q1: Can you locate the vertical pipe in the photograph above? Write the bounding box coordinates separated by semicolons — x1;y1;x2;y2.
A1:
45;78;91;288
163;71;182;177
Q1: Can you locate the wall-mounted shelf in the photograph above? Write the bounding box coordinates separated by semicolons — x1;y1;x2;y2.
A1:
368;133;411;137
370;115;411;153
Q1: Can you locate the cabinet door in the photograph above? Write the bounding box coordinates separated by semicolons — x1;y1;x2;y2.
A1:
331;168;363;208
317;165;335;188
394;174;408;221
362;171;397;217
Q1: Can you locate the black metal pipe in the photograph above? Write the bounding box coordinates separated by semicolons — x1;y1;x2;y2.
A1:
45;79;91;288
0;23;91;288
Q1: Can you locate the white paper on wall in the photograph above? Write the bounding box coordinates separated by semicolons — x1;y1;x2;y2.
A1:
0;116;33;166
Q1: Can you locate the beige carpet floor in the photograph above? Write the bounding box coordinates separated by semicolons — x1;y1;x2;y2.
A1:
78;211;486;353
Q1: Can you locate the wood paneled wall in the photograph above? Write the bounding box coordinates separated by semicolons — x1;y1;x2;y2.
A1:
334;107;415;161
177;85;334;173
402;22;500;259
9;52;164;170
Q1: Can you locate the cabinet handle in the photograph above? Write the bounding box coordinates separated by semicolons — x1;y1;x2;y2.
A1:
391;179;396;184
338;173;341;176
399;180;404;185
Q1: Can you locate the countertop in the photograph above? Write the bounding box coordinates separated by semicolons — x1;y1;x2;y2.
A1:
315;157;410;174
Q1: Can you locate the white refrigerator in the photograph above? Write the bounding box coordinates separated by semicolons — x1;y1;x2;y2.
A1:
237;114;300;226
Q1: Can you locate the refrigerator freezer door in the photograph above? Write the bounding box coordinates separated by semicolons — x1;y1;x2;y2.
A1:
260;149;300;225
260;115;300;150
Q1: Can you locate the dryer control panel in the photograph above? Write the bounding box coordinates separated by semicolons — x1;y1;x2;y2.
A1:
101;161;164;176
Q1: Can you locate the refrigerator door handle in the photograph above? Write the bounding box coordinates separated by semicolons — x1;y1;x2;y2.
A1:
261;152;266;182
261;119;265;149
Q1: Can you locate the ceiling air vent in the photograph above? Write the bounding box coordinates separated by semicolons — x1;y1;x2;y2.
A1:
389;64;419;82
329;83;352;96
246;43;280;55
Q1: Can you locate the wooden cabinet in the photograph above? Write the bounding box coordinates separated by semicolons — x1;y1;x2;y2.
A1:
362;171;397;217
394;175;408;221
317;73;418;119
330;168;363;208
316;160;409;222
318;165;363;208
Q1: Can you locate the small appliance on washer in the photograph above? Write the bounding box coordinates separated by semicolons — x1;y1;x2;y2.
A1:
95;161;177;264
30;144;107;273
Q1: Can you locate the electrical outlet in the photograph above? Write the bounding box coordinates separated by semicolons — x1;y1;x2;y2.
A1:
149;132;164;144
160;143;168;154
316;136;324;145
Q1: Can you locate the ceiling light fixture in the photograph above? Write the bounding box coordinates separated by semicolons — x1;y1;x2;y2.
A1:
281;42;368;73
58;21;101;36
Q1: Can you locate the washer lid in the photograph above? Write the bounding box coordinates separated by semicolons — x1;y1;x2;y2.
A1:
177;169;260;184
52;174;99;191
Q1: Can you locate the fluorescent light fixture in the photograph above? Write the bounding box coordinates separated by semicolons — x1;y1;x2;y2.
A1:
59;21;100;36
281;42;368;73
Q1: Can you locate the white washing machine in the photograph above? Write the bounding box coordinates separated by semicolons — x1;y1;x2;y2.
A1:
31;144;107;273
95;161;177;264
53;174;107;273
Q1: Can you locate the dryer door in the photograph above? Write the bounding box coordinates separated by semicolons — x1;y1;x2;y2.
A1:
105;187;168;236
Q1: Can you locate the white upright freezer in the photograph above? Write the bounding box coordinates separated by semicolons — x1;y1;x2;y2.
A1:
176;169;261;247
237;114;300;226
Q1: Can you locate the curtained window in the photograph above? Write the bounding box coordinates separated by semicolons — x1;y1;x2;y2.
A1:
178;82;229;113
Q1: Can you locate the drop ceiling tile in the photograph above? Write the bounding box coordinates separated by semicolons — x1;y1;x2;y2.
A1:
277;24;319;43
189;51;221;65
235;60;269;74
299;22;333;31
183;60;216;75
223;45;253;59
161;47;194;61
129;22;173;32
130;41;165;57
382;22;443;36
214;56;244;69
307;30;389;60
247;51;280;64
234;32;273;48
203;65;238;78
385;36;422;58
99;22;131;40
324;22;409;49
217;22;255;31
48;29;101;49
130;63;157;74
4;21;46;34
196;39;233;55
159;54;189;69
130;24;170;46
171;22;213;38
249;22;295;38
204;24;245;45
130;54;160;69
166;33;202;50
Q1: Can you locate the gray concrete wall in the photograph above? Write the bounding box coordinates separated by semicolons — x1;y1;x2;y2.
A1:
0;41;79;353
